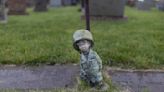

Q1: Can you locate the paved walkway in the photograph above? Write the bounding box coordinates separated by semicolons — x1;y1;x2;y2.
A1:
108;68;164;92
0;65;163;92
0;65;79;89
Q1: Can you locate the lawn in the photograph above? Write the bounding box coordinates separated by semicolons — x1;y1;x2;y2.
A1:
0;6;164;69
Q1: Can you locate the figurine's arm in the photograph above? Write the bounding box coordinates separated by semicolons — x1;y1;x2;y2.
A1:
80;64;86;75
95;52;103;70
80;57;87;75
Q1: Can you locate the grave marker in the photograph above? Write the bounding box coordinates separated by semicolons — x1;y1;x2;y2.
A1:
156;0;164;11
136;0;156;11
49;0;62;7
0;0;7;23
88;0;127;20
34;0;49;12
7;0;28;15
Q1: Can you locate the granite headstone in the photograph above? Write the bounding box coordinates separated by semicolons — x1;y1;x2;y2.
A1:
49;0;62;7
34;0;49;12
26;0;35;7
136;0;156;11
156;0;164;11
62;0;78;6
7;0;28;15
89;0;127;19
0;0;7;23
127;0;137;7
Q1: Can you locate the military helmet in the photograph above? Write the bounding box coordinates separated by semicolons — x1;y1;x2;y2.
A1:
73;29;94;51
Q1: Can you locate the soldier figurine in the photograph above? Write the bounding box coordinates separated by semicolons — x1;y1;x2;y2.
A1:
0;0;8;24
73;30;109;91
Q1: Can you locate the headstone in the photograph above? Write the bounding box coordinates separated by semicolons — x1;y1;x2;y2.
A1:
26;0;35;7
136;0;156;11
49;0;62;7
70;0;79;5
62;0;72;6
62;0;78;6
89;0;127;19
34;0;50;12
0;0;7;24
127;0;137;7
156;0;164;11
7;0;28;15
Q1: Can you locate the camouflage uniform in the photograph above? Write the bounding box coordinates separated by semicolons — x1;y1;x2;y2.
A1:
80;49;103;84
73;30;103;85
0;0;7;24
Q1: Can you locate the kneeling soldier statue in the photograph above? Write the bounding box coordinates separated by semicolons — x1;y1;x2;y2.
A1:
73;29;109;91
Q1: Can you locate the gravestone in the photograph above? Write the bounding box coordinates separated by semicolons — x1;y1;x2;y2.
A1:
7;0;28;15
136;0;156;11
89;0;127;20
62;0;78;6
71;0;79;5
0;0;7;23
49;0;62;7
127;0;137;7
34;0;50;12
156;0;164;11
26;0;35;7
62;0;72;6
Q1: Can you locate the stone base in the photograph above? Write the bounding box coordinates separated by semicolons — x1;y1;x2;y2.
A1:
81;15;128;21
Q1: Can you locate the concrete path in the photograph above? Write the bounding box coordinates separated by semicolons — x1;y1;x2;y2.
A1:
0;65;163;92
108;68;164;92
0;65;79;89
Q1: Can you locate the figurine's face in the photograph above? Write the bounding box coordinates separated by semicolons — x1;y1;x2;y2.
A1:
77;40;91;52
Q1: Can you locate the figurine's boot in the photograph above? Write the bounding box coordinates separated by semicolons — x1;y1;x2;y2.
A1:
97;82;109;91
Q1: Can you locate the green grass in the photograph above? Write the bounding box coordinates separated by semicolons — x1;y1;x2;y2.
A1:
0;6;164;69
